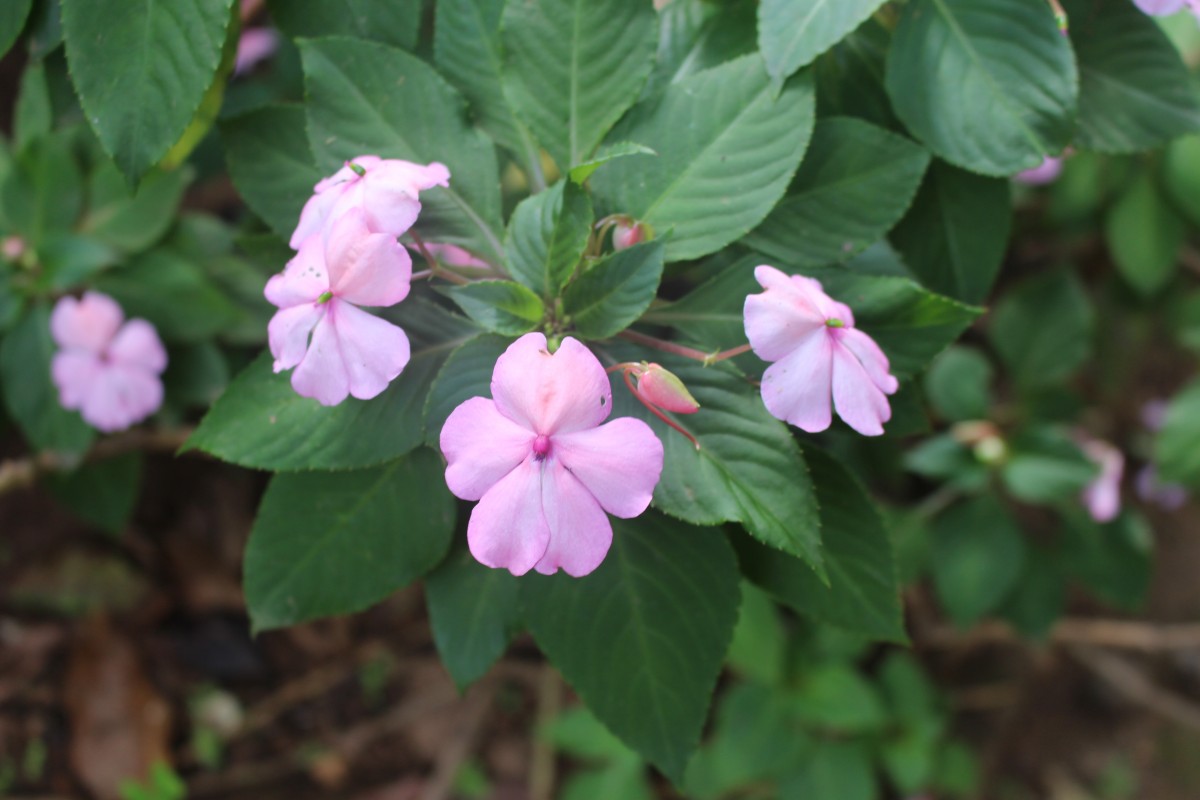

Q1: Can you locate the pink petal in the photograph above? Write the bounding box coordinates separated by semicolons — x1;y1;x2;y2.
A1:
441;397;535;500
836;327;898;394
373;159;451;193
1014;156;1064;186
324;210;412;307
468;457;551;576
289;314;349;405
1081;439;1124;523
553;418;663;518
535;461;613;577
745;266;827;361
108;319;167;374
266;237;330;308
332;178;422;239
760;330;834;433
267;302;326;373
80;363;163;432
290;300;409;405
52;351;102;411
290;187;343;250
414;242;492;270
491;334;611;435
1133;0;1186;14
50;292;123;353
831;339;892;436
234;28;279;75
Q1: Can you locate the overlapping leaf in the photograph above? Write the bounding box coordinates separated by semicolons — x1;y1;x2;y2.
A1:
268;0;421;50
759;0;887;83
504;181;593;299
563;240;665;339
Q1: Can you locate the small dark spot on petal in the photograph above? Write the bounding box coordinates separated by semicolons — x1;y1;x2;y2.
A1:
600;396;606;406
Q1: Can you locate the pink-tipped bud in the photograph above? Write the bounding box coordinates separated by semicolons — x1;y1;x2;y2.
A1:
636;363;700;414
613;220;648;251
2;236;25;262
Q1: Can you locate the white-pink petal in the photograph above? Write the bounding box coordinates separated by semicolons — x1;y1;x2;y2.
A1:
50;292;123;353
468;458;551;576
267;303;326;373
553;418;663;518
108;319;167;373
491;334;611;435
52;350;102;410
266;237;330;308
831;341;892;436
837;327;899;394
289;301;410;406
324;210;412;307
760;330;834;433
442;397;535;501
745;266;828;361
535;462;613;577
80;363;164;433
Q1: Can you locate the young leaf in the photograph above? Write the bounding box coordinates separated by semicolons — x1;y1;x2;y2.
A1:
780;740;878;800
885;0;1076;176
443;280;545;336
988;270;1094;389
61;0;235;183
268;0;421;50
245;449;455;631
504;181;593;299
644;0;757;98
924;346;993;422
0;0;31;60
744;117;930;268
501;0;658;169
591;55;815;262
759;0;887;83
569;142;657;185
82;163;190;254
1105;172;1183;296
563;240;665;339
522;514;740;783
930;496;1027;628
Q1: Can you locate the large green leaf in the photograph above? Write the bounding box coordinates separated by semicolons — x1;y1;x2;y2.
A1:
930;496;1027;628
759;0;887;83
221;105;323;242
300;37;505;264
604;348;824;574
591;55;815;262
501;0;657;169
563;240;665;339
523;514;739;782
987;270;1093;389
268;0;420;51
504;181;594;299
643;0;756;98
885;0;1076;176
425;544;521;690
61;0;234;183
744;117;930;268
442;280;545;335
434;0;540;170
423;334;511;449
1105;172;1183;296
0;0;32;61
0;305;95;455
890;160;1012;304
187;298;480;471
1066;0;1200;153
1156;377;1200;485
245;450;455;631
732;448;905;642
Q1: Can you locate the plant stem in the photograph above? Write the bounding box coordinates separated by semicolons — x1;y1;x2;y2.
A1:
407;231;470;286
616;330;752;365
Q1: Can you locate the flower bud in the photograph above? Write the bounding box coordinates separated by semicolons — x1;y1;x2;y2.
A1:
636;363;700;414
613;219;648;251
2;236;25;263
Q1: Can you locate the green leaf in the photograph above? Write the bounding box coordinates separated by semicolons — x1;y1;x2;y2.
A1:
1105;172;1183;296
569;142;657;185
0;305;95;455
1066;0;1200;153
220;105;322;242
245;449;455;631
0;0;31;59
61;0;235;183
744;117;930;268
780;740;879;800
1062;510;1152;612
268;0;421;50
425;544;521;690
14;60;52;151
0;132;84;245
792;665;887;732
423;334;511;448
188;297;480;471
522;514;739;783
885;0;1076;176
443;280;545;336
732;448;905;642
1156;377;1200;484
163;341;230;408
930;496;1027;628
1001;427;1098;504
890;160;1013;304
93;249;240;343
82;163;190;253
300;37;505;264
47;454;141;535
988;269;1094;389
563;240;665;339
1164;135;1200;227
591;55;815;262
644;0;757;99
759;0;887;83
504;181;593;299
435;0;540;169
814;18;897;129
501;0;657;169
924;346;993;422
726;582;786;685
38;234;119;290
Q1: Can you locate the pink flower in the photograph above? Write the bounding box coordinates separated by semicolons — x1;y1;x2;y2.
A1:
1014;156;1064;186
1133;0;1199;16
743;266;898;436
1080;438;1124;523
612;220;647;251
290;156;450;248
234;28;279;75
50;292;167;432
440;333;664;577
266;209;412;406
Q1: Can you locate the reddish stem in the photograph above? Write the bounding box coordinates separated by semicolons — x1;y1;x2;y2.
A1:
617;330;752;365
622;370;700;450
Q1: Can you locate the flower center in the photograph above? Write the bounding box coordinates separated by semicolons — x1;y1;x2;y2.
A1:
825;318;844;328
316;291;334;305
532;434;551;461
347;160;367;177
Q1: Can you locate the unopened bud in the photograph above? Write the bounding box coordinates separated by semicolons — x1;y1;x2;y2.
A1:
973;435;1008;465
636;363;699;414
613;219;649;251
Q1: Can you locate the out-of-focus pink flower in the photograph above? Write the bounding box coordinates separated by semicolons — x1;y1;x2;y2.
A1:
1132;0;1198;15
2;236;25;262
266;209;412;406
613;220;647;251
1135;464;1188;510
1080;438;1125;523
1140;399;1170;432
290;156;451;249
408;242;492;270
440;333;664;577
635;363;699;414
234;27;279;75
743;266;899;436
1014;156;1064;186
50;292;167;432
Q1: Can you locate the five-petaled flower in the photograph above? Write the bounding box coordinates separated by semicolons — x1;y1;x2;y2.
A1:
290;155;450;248
744;265;898;436
440;333;664;577
266;209;412;406
50;292;167;433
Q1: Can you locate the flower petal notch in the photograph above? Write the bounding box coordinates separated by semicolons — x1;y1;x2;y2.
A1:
744;265;899;436
440;333;665;577
266;209;413;406
290;154;451;248
50;292;168;433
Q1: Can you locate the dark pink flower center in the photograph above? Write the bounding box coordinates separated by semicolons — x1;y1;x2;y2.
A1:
532;433;552;461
